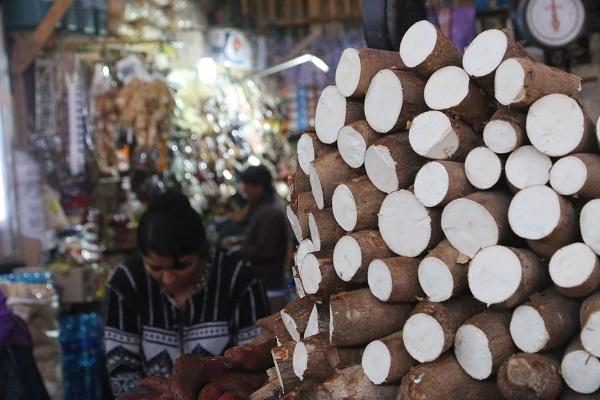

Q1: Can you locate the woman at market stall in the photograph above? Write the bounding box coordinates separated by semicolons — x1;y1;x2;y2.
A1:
103;192;270;398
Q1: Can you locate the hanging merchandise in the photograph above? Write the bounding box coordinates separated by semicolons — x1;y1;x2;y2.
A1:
427;0;478;50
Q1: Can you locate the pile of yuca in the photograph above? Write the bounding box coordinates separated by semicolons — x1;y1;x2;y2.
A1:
255;20;600;400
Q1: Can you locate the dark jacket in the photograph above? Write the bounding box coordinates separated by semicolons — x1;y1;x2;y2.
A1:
242;192;289;291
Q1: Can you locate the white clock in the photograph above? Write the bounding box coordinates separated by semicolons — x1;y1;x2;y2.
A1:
519;0;586;48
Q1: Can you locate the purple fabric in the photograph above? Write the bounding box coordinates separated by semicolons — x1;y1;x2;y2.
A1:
0;290;30;347
428;4;477;51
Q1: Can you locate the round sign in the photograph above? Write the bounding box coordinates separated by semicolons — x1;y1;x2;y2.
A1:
519;0;586;49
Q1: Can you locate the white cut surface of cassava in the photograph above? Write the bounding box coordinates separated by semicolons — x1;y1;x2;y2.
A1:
308;213;321;251
364;144;398;193
338;125;368;168
287;205;303;243
505;145;552;189
414;162;450;207
454;324;493;380
510;305;550;353
362;340;392;385
297;134;316;174
335;48;362;97
332;184;357;232
582;312;600;358
365;69;405;133
468;246;522;306
329;305;334;343
463;29;508;77
424;66;470;110
333;235;362;282
315;86;347;144
292;341;309;380
300;254;321;295
508;185;561;240
379;190;433;257
441;198;499;258
494;58;527;106
409;111;459;159
281;309;302;342
309;165;325;209
483;119;520;154
550;156;588;196
527;94;587;157
418;256;455;302
304;304;319;338
368;259;393;302
400;20;438;68
581;200;600;255
562;348;600;394
550;243;597;291
403;313;445;363
465;147;502;190
295;239;315;268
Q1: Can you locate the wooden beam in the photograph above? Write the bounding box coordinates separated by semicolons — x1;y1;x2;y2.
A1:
11;0;73;74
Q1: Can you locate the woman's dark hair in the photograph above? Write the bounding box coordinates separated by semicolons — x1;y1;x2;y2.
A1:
225;193;248;211
239;165;273;192
137;191;206;257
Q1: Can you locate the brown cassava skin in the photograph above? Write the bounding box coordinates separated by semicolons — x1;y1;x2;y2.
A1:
486;108;527;151
339;49;406;97
301;257;359;297
466;191;514;246
197;383;224;400
294;335;333;381
216;393;243;400
500;58;582;108
410;297;484;356
303;132;334;159
211;373;267;398
449;80;490;130
294;168;311;194
423;240;468;299
342;120;380;159
311;150;364;209
247;382;282;400
460;310;516;375
473;33;532;93
444;117;483;161
326;346;364;370
561;154;600;199
397;354;502;400
554;251;600;298
373;331;415;383
335;175;385;232
272;342;300;393
342;98;365;126
342;230;394;283
309;208;345;250
431;161;475;206
380;70;427;133
329;288;412;347
493;247;548;309
580;291;600;343
368;134;424;190
374;256;424;302
170;355;233;400
525;193;578;258
138;376;170;395
406;26;462;79
280;296;317;341
256;314;277;335
322;365;398;400
497;353;563;400
272;315;294;345
522;289;580;351
279;380;331;400
224;339;276;372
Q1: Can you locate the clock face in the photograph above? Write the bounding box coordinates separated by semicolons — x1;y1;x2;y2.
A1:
525;0;586;48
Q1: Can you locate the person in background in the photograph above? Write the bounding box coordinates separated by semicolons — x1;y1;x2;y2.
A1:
0;288;50;400
238;165;289;311
216;193;250;252
103;192;269;398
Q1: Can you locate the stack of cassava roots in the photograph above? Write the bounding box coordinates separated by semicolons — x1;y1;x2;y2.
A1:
257;20;600;400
